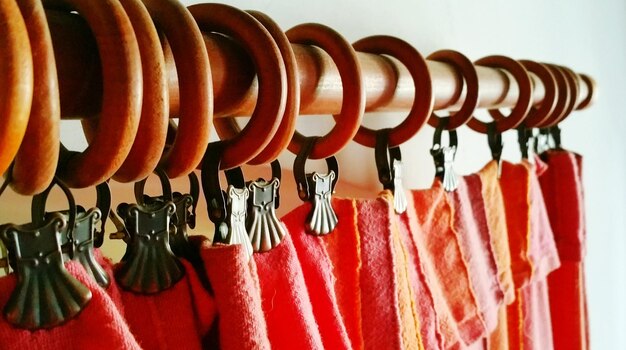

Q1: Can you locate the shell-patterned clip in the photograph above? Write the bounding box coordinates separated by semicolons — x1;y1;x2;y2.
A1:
114;168;185;294
294;137;340;236
431;117;459;192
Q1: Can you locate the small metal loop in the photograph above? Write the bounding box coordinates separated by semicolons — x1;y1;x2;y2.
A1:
549;125;562;150
517;125;531;160
270;159;282;209
487;122;504;163
534;128;551;154
325;156;340;193
431;117;457;149
225;167;246;189
374;128;406;212
375;128;393;188
31;177;77;259
201;141;228;225
187;172;200;229
93;181;111;248
134;167;174;205
108;208;129;241
294;136;319;201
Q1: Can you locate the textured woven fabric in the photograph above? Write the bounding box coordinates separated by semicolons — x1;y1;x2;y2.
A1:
448;175;505;334
355;195;415;350
499;161;533;289
0;261;141;350
477;161;515;305
539;150;589;350
192;237;271;350
321;198;364;350
282;201;352;350
396;190;445;350
253;234;325;350
118;260;210;350
411;182;484;348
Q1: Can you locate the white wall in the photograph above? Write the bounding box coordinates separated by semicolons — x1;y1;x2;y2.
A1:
1;0;624;347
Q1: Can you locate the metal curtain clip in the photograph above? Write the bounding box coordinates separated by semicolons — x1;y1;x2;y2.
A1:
375;128;407;214
201;141;253;260
246;160;287;252
137;172;200;259
115;168;185;294
37;181;112;288
487;121;504;177
294;137;339;235
517;124;532;160
431;117;459;192
0;178;92;330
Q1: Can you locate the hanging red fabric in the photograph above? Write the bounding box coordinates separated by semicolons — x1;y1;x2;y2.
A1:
189;236;271;350
447;174;505;335
282;201;353;350
0;261;141;350
396;190;445;350
411;182;485;349
253;234;326;350
538;150;589;350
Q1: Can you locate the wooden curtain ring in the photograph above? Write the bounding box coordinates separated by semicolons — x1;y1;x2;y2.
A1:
351;35;433;148
82;0;168;183
213;10;298;165
189;4;286;169
427;50;479;130
466;55;533;133
0;1;33;179
11;0;58;195
576;73;595;110
551;65;579;125
108;0;168;182
535;64;571;128
510;60;557;127
143;0;212;178
44;0;142;188
287;23;365;159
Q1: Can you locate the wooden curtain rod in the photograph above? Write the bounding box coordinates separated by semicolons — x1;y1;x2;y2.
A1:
47;10;595;120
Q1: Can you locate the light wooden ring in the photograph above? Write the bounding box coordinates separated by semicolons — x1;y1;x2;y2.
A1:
352;35;433;148
287;23;365;159
44;0;142;188
576;73;595;110
552;65;579;125
189;3;286;169
0;1;33;179
142;0;212;178
467;55;533;133
512;60;557;127
535;64;570;128
213;10;298;165
86;0;167;183
11;0;58;195
427;50;479;130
